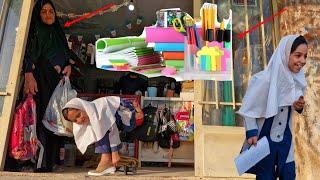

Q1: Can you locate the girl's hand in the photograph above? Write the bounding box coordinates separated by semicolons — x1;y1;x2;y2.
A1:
293;96;305;111
24;73;38;95
247;136;258;146
62;65;72;77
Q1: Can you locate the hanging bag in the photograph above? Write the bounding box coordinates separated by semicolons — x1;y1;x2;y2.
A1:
158;107;180;149
115;99;137;132
9;94;41;161
175;111;194;141
133;105;159;142
42;77;77;137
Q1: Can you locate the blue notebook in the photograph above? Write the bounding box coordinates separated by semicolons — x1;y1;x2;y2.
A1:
154;43;184;52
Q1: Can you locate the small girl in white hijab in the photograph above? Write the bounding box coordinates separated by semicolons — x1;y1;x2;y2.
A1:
62;96;135;176
238;35;308;179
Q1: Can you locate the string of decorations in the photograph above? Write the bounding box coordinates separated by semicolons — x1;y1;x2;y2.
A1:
58;0;146;38
56;0;130;19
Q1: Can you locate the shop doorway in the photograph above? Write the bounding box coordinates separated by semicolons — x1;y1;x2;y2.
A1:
0;0;33;170
1;0;196;177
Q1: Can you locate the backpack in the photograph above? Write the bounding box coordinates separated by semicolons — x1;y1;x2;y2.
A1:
157;107;180;149
115;99;136;132
133;105;159;142
9;94;40;160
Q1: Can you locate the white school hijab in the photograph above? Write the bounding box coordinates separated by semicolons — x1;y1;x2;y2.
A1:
238;35;307;119
63;97;120;154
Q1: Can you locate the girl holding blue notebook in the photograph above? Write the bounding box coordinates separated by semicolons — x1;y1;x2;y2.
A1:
238;35;308;179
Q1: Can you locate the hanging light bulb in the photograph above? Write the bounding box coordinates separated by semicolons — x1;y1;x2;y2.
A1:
128;0;135;11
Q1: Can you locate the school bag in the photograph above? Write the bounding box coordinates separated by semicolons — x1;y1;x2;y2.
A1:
133;105;159;142
157;107;180;149
115;99;137;132
9;94;40;161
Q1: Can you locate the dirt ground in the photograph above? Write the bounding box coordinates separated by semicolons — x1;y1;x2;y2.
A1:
0;167;255;180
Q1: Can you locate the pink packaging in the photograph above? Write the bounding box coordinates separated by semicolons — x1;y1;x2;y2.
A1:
161;67;177;75
145;27;184;43
221;48;231;71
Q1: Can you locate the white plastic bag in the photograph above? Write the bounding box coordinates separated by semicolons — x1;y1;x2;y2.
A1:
42;77;77;137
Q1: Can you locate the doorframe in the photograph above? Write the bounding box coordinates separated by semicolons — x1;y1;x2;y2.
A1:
0;0;10;46
0;0;34;170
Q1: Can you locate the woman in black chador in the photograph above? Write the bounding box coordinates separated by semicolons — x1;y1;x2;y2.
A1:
23;0;78;172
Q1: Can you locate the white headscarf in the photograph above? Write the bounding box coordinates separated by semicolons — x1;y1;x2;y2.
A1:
238;35;307;119
63;96;120;154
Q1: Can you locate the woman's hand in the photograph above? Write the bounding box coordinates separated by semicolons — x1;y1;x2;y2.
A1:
54;65;61;74
24;73;38;95
293;96;305;111
62;65;72;77
247;136;258;146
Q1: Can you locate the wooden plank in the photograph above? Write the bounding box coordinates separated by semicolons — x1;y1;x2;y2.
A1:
259;0;268;68
0;0;33;170
198;101;242;106
229;11;236;109
0;92;9;96
194;80;204;177
0;0;10;46
202;125;244;135
193;0;201;19
142;96;194;102
202;130;254;178
138;141;142;167
214;80;219;109
200;125;255;178
272;0;281;46
244;0;252;80
140;141;194;164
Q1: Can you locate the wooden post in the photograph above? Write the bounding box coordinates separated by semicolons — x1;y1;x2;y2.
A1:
272;0;281;46
244;0;252;80
214;80;219;109
0;0;34;170
192;0;203;176
193;0;201;19
194;80;204;176
259;0;268;68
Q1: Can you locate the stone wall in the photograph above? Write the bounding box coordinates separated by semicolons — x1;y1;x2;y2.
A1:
280;5;320;179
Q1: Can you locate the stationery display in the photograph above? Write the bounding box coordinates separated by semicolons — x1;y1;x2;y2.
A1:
96;3;233;81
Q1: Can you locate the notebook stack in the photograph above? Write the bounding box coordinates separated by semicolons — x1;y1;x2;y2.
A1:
145;27;185;71
95;37;161;71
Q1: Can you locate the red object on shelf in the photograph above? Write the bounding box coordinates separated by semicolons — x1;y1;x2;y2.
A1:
175;111;190;121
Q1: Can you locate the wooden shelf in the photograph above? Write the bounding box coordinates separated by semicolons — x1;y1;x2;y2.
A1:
139;141;194;166
140;158;194;164
142;96;194;102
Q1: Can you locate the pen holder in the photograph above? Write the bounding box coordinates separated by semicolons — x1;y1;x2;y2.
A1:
184;37;197;72
206;29;215;42
224;30;231;42
216;29;224;43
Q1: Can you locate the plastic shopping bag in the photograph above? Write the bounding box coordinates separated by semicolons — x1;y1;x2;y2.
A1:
42;77;77;137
